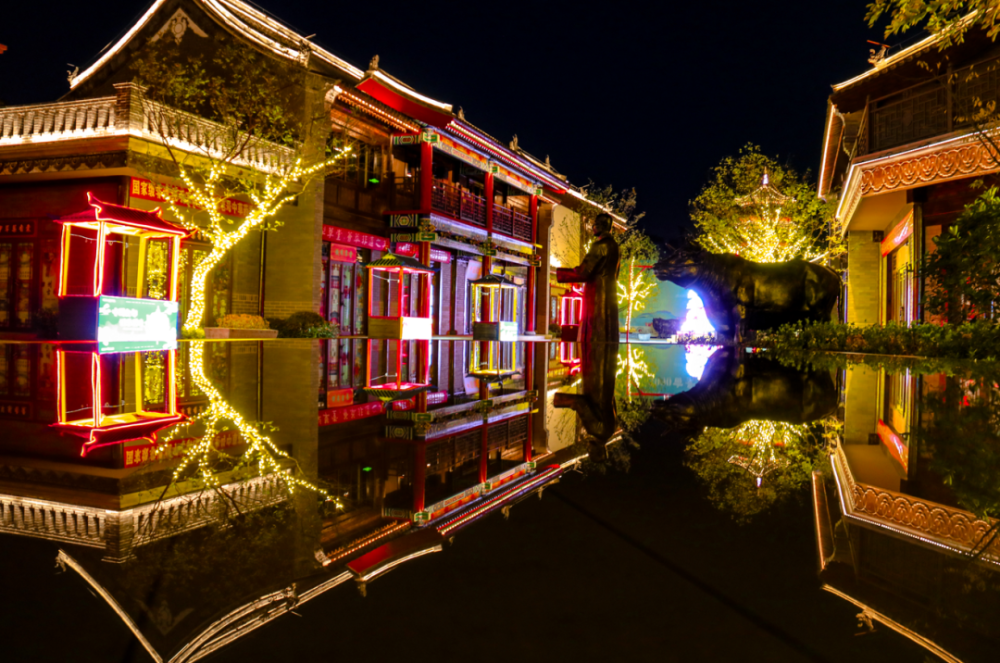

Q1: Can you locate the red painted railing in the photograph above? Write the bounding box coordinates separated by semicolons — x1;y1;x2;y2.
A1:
432;180;531;242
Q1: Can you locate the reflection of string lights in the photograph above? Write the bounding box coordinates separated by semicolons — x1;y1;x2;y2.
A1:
617;345;654;400
724;420;804;487
165;341;337;502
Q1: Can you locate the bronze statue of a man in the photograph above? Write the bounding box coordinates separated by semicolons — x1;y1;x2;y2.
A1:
556;213;620;344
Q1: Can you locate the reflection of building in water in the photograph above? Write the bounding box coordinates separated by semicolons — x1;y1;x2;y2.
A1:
1;338;576;662
819;365;1000;661
0;340;291;562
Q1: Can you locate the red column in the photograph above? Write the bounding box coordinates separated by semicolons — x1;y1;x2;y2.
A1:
524;342;534;462
420;139;434;214
419;242;431;384
480;172;494;382
414;442;426;514
526;194;538;333
479;423;489;484
485;172;494;236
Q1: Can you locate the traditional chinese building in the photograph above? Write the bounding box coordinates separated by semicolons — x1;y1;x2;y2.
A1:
819;26;1000;325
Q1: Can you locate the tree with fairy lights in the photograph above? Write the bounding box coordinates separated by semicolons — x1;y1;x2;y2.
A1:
617;230;660;334
158;341;337;502
131;37;348;332
616;343;655;433
684;418;838;523
690;144;841;264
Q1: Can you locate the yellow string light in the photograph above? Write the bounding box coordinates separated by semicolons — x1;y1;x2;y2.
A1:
164;151;349;331
161;341;339;502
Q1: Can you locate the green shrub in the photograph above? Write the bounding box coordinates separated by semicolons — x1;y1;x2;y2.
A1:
757;320;1000;359
271;311;339;338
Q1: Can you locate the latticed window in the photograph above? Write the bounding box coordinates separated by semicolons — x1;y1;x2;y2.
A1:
0;241;36;329
0;344;32;398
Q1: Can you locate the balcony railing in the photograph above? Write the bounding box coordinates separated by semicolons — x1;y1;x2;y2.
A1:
0;83;294;174
864;53;1000;154
431;180;533;242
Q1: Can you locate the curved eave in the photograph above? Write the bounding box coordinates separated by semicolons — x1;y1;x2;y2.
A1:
69;0;364;92
445;122;568;194
356;71;454;128
818;101;844;199
831;13;978;94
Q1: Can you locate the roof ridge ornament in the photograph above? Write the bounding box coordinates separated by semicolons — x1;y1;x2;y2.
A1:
151;8;208;44
457;106;465;121
509;134;518;151
867;40;889;67
368;54;379;73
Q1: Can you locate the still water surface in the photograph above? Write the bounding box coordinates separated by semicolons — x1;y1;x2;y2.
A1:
0;339;996;662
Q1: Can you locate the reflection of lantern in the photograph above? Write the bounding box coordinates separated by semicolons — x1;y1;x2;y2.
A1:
470;274;518;342
469;274;518;379
52;347;184;456
362;252;434;401
558;284;583;342
55;193;187;343
365;252;434;340
559;342;581;375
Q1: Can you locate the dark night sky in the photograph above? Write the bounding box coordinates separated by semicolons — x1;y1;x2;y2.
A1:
2;1;918;238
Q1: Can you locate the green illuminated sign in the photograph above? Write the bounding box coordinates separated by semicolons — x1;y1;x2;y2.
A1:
97;295;178;354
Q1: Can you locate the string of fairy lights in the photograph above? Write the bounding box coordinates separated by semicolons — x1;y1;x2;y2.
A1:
617;257;657;331
161;341;338;502
162;150;349;331
704;172;827;264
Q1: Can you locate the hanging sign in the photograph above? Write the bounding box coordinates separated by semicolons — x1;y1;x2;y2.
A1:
394;242;452;263
881;209;914;257
129;177;251;218
391;390;449;410
328;243;358;264
323;225;389;251
0;221;35;237
326;387;354;409
319;401;384;426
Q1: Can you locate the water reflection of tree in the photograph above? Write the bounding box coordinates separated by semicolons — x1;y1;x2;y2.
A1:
921;377;1000;522
160;341;334;503
685;418;837;523
119;504;301;634
616;344;654;434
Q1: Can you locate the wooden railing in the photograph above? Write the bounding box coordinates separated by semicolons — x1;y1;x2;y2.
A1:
867;53;1000;153
432;180;486;228
432;180;532;241
0;83;294;174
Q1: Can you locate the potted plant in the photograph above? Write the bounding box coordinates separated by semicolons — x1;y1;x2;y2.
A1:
204;314;278;339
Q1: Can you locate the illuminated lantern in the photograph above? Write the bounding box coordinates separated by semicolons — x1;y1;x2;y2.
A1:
364;252;434;340
470;274;518;342
55;193;187;349
52;347;184;456
558;284;584;342
363;252;434;401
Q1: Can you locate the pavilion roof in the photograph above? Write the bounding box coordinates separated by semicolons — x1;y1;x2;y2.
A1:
55;194;188;237
366;252;435;273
